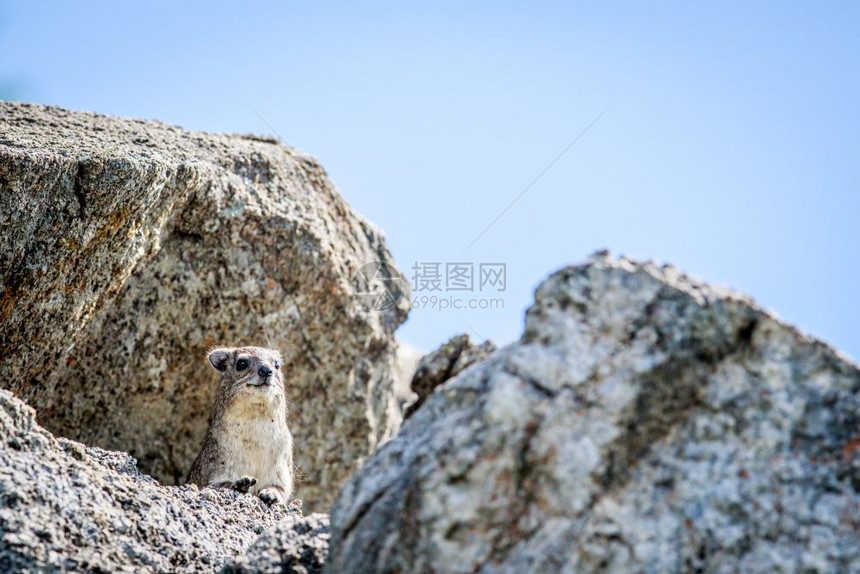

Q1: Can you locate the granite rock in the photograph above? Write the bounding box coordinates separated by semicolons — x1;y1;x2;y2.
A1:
403;333;497;419
0;388;326;573
0;102;409;510
222;513;330;574
329;253;860;573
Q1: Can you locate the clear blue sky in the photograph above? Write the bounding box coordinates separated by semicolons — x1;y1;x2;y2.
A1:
2;1;858;360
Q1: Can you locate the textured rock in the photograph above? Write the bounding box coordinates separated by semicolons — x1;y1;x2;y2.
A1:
0;388;325;572
222;513;330;574
329;253;860;573
403;334;497;419
0;101;409;510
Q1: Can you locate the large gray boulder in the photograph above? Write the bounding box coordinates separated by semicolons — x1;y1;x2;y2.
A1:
0;388;328;572
0;102;409;510
329;253;860;573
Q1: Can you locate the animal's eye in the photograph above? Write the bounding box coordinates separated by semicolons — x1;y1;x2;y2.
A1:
236;359;249;371
274;361;280;370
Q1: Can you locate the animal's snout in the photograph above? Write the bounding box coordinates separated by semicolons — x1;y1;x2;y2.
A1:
258;365;273;378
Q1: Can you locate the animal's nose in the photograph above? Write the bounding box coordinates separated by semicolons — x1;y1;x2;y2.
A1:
258;365;273;377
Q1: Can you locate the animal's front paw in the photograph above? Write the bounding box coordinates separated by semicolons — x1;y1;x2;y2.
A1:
232;476;257;494
258;487;284;506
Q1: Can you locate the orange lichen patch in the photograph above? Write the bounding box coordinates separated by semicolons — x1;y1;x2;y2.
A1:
94;208;130;241
0;285;18;322
684;518;694;530
539;446;557;466
495;468;513;489
841;436;860;460
69;207;134;272
55;236;79;251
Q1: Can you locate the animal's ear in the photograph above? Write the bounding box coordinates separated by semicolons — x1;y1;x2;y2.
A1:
208;349;231;372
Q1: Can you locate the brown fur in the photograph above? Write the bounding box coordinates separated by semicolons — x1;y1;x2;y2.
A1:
186;346;294;505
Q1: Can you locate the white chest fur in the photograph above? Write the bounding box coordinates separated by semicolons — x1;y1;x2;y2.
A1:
211;410;293;495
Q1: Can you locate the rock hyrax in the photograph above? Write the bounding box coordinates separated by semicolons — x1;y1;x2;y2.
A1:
186;346;294;505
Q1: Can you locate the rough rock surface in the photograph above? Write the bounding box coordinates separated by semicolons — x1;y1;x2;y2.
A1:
403;334;497;419
0;102;409;510
222;513;330;574
0;388;330;573
329;253;860;573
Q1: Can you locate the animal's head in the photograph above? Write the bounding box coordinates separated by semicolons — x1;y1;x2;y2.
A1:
206;346;286;410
